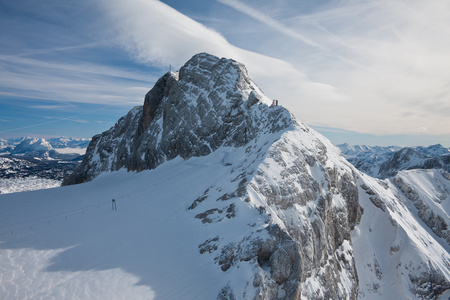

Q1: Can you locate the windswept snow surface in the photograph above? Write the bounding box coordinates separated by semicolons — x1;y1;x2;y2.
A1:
0;178;61;194
0;149;269;300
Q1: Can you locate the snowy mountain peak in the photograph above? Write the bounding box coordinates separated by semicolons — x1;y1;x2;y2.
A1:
2;53;449;299
138;53;276;137
11;137;53;156
64;53;293;184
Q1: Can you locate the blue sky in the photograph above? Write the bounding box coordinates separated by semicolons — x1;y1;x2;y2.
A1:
1;0;449;147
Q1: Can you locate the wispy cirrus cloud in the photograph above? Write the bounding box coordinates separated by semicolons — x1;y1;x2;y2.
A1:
0;54;157;107
210;0;450;137
98;0;350;120
44;116;90;124
217;0;322;49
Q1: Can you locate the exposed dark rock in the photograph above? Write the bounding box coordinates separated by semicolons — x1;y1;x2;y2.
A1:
63;53;291;185
217;284;236;300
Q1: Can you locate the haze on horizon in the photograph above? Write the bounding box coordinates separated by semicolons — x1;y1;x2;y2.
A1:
0;0;449;147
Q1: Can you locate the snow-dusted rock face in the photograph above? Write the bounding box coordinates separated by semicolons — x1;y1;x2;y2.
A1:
182;120;364;299
64;53;288;185
354;172;450;299
338;148;450;299
242;128;362;299
393;169;450;244
61;53;449;299
379;147;450;178
337;144;401;177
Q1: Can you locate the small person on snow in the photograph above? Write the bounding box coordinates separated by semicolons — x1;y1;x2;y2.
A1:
112;199;117;211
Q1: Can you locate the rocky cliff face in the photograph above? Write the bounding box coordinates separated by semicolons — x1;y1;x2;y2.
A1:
62;53;449;299
243;127;363;299
64;53;287;185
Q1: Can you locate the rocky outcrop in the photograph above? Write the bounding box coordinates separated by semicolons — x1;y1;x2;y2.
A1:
186;115;363;299
63;53;289;185
62;53;363;298
246;128;362;299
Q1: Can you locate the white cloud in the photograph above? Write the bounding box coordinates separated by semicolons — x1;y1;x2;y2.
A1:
0;54;156;106
96;0;450;138
98;0;349;121
217;0;322;49
212;0;450;136
101;0;235;67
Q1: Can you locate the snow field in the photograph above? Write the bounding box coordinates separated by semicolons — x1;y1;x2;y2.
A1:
0;150;263;300
1;122;449;299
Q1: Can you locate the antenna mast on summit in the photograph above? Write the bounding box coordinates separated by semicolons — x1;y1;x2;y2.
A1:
169;64;172;72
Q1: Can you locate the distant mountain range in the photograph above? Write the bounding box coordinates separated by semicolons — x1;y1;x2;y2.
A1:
338;143;450;178
0;137;89;156
0;137;89;181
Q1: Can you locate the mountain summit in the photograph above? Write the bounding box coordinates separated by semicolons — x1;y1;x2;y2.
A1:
47;53;449;299
11;137;53;157
64;53;290;184
62;53;364;298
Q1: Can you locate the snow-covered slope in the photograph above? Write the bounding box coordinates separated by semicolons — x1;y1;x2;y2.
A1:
354;172;450;299
1;53;448;299
393;169;450;245
1;131;362;299
1;135;448;299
